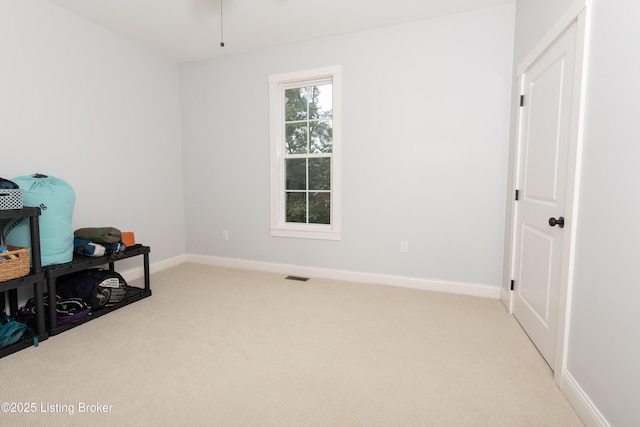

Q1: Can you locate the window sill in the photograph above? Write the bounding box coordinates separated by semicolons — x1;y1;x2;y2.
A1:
270;227;341;241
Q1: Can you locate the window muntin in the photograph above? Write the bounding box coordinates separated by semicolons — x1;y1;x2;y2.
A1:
283;84;332;225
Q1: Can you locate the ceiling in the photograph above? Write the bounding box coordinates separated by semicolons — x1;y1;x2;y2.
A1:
49;0;514;63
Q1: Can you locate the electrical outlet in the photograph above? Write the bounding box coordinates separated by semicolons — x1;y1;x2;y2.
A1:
222;230;229;240
400;241;409;253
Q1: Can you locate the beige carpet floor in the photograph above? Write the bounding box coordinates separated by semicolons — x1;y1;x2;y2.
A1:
1;263;583;426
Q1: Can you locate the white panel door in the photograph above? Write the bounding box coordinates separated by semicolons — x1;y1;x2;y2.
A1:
512;22;578;370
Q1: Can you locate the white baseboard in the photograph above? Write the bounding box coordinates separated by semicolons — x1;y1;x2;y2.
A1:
185;254;501;299
561;370;610;427
118;254;186;283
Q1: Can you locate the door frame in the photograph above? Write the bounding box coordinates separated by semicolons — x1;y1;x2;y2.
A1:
506;0;591;386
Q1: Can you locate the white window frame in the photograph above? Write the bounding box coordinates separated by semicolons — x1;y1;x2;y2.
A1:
268;65;342;240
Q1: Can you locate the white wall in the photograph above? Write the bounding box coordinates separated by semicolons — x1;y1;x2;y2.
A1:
0;0;186;268
509;0;640;425
568;0;640;425
181;5;515;291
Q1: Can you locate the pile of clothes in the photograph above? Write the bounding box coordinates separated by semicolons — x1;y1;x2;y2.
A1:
73;227;126;258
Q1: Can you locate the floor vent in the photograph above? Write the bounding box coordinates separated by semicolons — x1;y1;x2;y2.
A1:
285;275;310;282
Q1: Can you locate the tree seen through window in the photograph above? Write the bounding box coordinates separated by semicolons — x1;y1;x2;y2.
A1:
284;84;332;224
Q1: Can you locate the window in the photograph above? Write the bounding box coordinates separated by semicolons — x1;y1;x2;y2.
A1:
269;66;342;240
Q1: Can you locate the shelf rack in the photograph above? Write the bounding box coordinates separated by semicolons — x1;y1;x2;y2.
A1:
0;207;47;358
43;244;151;336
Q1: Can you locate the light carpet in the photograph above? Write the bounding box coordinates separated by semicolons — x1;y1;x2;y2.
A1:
0;263;583;426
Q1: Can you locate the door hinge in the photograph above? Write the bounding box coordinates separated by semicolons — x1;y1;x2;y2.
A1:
519;95;525;106
510;280;515;291
515;189;519;201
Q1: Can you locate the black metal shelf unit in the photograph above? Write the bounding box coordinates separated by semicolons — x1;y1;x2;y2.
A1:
0;207;47;358
43;244;151;336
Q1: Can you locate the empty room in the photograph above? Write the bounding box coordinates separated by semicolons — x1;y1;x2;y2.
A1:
0;0;637;426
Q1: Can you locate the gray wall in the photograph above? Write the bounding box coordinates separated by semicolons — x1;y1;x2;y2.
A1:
512;0;577;65
181;5;516;291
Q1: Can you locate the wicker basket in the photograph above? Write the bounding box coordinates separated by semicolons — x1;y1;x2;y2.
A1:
0;246;30;282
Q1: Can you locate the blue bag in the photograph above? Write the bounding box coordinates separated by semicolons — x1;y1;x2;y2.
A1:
2;174;75;266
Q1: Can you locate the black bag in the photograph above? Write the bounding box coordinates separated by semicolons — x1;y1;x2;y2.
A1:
57;269;128;310
18;295;90;326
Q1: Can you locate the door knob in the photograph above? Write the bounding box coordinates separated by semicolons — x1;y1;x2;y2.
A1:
548;217;565;228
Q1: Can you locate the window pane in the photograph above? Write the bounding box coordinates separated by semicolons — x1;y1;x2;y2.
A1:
308;84;332;120
285;122;308;154
308;158;331;190
285;88;308;121
310;120;332;153
309;192;330;224
286;192;306;223
286;158;306;190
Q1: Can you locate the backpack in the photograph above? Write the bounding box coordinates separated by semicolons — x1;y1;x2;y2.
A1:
57;269;128;310
0;314;38;348
17;295;91;327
